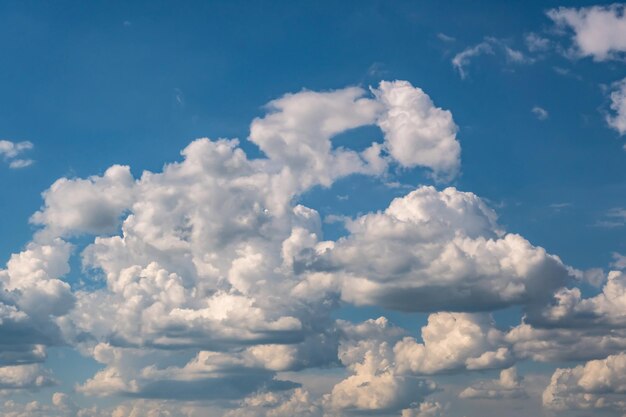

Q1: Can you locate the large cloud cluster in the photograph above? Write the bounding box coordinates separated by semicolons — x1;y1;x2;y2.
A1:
0;80;612;416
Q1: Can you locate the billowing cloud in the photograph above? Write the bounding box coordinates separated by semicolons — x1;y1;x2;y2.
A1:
543;353;626;413
548;4;626;61
0;80;596;417
298;186;571;312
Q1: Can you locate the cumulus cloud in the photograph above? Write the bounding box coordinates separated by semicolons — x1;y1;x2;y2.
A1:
31;165;135;237
543;353;626;413
323;314;510;414
0;140;34;169
548;4;626;61
298;186;570;312
459;367;527;400
0;80;589;416
531;270;626;328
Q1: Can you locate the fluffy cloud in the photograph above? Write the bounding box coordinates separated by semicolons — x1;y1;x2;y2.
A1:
533;270;626;328
301;186;570;312
0;364;55;389
0;80;590;416
0;140;34;169
323;313;511;414
393;313;512;374
31;165;135;237
373;81;460;179
548;4;626;61
0;239;73;375
459;367;527;400
543;353;626;413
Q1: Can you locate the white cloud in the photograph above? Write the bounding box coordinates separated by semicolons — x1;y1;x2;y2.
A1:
452;42;494;79
0;140;34;169
374;81;461;180
393;313;512;375
531;270;626;328
548;4;626;61
452;38;532;79
531;106;549;120
401;402;447;417
0;364;55;389
543;353;626;412
31;165;135;237
459;367;527;400
301;186;570;312
607;78;626;135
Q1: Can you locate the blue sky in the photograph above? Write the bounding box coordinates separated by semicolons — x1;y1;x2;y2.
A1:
1;1;626;416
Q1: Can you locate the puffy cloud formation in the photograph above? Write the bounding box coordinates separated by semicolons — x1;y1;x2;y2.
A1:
0;80;598;416
31;165;135;237
304;186;570;312
0;364;55;389
543;353;626;413
393;313;512;374
249;80;461;183
506;322;626;363
373;81;460;179
548;4;626;61
0;81;467;407
224;389;322;417
536;270;626;328
323;314;511;414
607;78;626;136
459;367;527;400
0;140;34;169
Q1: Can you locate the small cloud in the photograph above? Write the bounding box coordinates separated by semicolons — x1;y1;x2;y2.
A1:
549;202;570;211
123;20;132;27
532;106;549;120
525;32;550;52
607;78;626;136
452;41;494;79
9;159;34;169
452;38;533;79
324;214;350;224
505;46;533;64
437;33;456;42
595;208;626;228
0;140;35;169
174;88;185;106
612;252;626;270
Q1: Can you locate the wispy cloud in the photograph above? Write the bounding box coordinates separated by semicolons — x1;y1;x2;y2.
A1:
0;140;34;169
595;207;626;227
452;38;533;79
532;106;549;120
